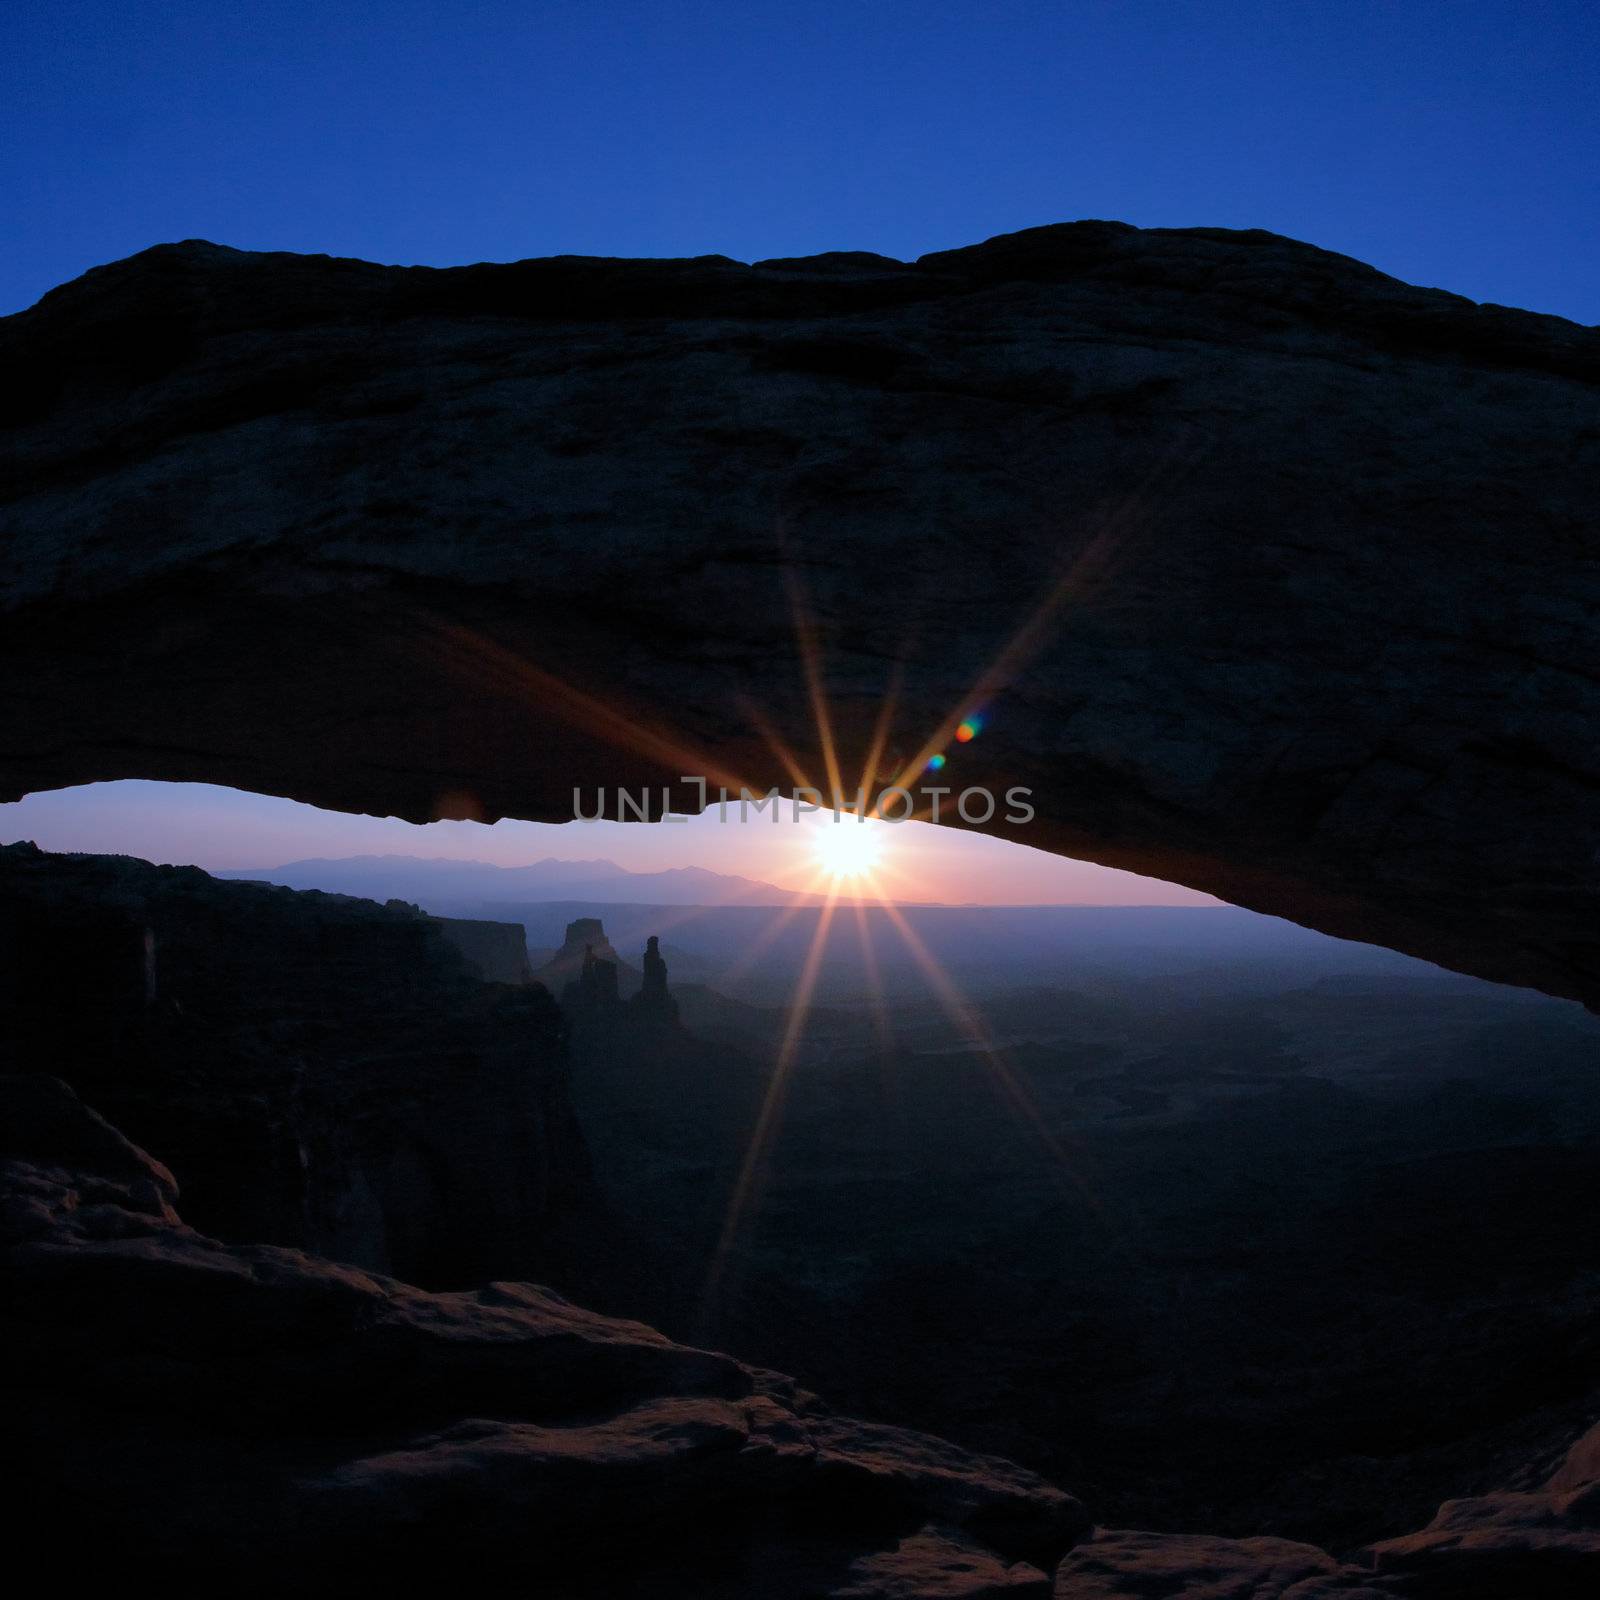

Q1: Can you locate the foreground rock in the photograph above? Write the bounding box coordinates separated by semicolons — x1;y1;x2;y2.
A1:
1;224;1596;1008
1048;1420;1600;1600
0;840;592;1286
1;1074;1087;1593
1053;1530;1371;1597
1363;1413;1600;1597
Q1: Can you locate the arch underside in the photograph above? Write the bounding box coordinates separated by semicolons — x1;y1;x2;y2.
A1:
2;223;1596;1008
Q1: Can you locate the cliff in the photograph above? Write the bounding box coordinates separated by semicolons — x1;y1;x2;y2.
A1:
537;916;640;995
1;1073;1087;1592
0;841;591;1286
433;912;536;983
542;917;683;1059
0;225;1595;1007
6;1072;1597;1594
1;222;1598;1592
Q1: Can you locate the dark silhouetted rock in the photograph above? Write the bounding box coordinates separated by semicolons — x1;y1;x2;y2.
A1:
0;840;591;1286
632;933;680;1024
545;918;683;1049
1363;1413;1600;1597
433;912;536;982
1052;1531;1366;1597
560;937;625;1032
0;1073;1089;1592
839;1530;1051;1596
540;916;638;997
1047;1417;1600;1600
0;226;1595;1007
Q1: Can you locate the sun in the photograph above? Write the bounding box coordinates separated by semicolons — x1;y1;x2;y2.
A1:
813;820;884;878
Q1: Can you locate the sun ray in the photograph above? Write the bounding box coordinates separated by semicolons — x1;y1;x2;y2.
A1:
698;879;843;1331
856;655;907;806
710;896;817;993
784;565;846;807
621;899;722;942
735;694;817;797
885;450;1201;797
849;895;895;1058
861;883;1112;1217
417;613;754;801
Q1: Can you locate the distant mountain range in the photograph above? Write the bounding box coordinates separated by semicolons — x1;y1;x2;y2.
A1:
208;853;1482;1008
219;853;827;909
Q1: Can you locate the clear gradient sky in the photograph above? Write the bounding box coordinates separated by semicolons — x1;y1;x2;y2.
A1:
0;782;1221;907
5;0;1598;322
3;2;1593;900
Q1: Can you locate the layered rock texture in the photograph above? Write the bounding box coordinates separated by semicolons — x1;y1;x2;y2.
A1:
2;1073;1087;1592
3;225;1599;1593
0;841;589;1285
6;1040;1598;1593
1049;1410;1600;1597
1;223;1597;1007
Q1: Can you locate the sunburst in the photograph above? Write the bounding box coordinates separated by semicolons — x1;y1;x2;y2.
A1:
812;819;885;879
426;495;1190;1335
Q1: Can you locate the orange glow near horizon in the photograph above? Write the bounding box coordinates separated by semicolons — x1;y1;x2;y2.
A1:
0;475;1222;909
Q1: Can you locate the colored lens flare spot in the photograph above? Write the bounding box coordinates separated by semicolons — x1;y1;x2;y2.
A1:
927;753;947;770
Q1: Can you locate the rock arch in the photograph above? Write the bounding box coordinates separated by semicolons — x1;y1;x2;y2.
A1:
2;222;1596;1006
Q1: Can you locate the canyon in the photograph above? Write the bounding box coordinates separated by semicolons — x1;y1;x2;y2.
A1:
5;846;1600;1592
3;1068;1087;1593
2;222;1598;1592
0;840;590;1284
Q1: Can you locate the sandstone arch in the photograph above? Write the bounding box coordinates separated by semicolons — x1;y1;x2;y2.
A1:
2;222;1596;1006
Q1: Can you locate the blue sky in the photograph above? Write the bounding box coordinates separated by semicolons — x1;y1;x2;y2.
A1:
3;3;1594;896
4;1;1597;320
